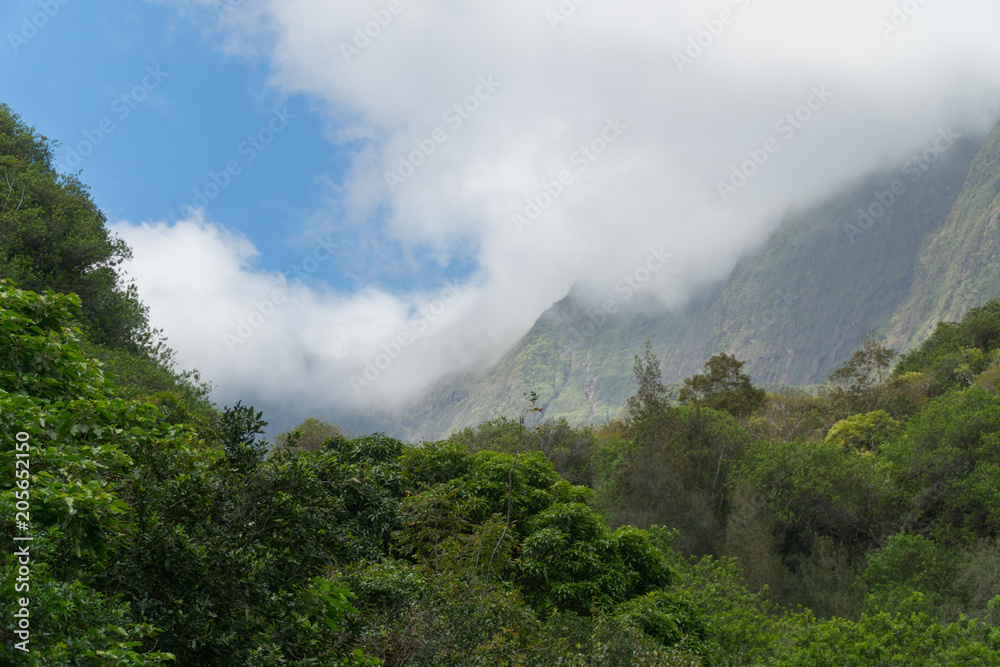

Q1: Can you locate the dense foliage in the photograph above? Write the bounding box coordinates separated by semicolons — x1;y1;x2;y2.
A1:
0;104;149;353
3;267;1000;666
3;102;1000;664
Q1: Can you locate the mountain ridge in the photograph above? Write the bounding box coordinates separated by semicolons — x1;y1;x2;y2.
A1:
386;120;1000;441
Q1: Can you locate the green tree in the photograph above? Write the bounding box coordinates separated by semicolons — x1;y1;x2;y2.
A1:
0;284;175;664
824;410;901;452
0;104;149;352
516;502;673;615
740;436;901;560
218;400;268;472
896;300;1000;385
623;340;675;461
1;104;214;426
748;388;832;443
678;353;765;417
823;331;897;415
277;416;342;452
599;406;751;556
0;283;379;665
883;386;1000;537
448;416;524;454
625;340;671;425
862;532;958;616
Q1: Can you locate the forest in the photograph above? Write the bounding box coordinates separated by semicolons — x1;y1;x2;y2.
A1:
3;103;1000;665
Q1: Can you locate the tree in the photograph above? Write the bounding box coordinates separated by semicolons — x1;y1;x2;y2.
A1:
218;400;268;471
1;104;213;425
277;416;342;452
516;502;673;615
678;353;765;417
894;302;1000;396
883;386;1000;538
823;331;896;415
0;284;176;664
624;340;674;453
625;340;670;423
0;103;150;352
824;410;901;452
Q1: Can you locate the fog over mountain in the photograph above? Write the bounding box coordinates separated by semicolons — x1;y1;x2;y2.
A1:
117;0;1000;433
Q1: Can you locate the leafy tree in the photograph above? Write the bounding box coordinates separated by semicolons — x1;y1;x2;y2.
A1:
0;284;175;664
862;532;959;617
516;502;673;615
448;416;523;454
218;400;268;472
625;340;671;424
678;353;765;417
318;432;409;562
277;416;342;452
1;103;214;426
449;416;597;487
824;410;901;452
400;438;473;487
0;104;150;352
823;332;897;415
622;341;676;474
531;418;596;487
748;388;832;443
614;590;710;657
771;594;1000;666
740;437;901;560
883;386;1000;537
650;525;786;663
896;300;1000;383
393;484;475;572
0;283;379;665
598;400;753;556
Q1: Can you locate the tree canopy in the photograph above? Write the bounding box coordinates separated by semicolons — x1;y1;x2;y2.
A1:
0;103;150;352
678;352;766;417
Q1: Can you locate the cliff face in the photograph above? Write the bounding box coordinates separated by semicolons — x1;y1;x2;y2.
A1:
885;121;1000;352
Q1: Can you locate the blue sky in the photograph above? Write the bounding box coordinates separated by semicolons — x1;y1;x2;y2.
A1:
2;0;999;433
0;0;473;294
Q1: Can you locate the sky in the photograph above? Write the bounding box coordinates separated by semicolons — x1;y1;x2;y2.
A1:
2;0;1000;435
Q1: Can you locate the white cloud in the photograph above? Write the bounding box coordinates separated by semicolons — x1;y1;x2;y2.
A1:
131;0;1000;431
113;214;488;432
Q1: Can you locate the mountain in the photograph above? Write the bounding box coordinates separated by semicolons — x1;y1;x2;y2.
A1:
885;122;1000;350
390;120;998;441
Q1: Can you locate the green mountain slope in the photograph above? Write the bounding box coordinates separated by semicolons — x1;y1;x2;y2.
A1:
396;123;994;441
395;290;710;438
886;121;1000;350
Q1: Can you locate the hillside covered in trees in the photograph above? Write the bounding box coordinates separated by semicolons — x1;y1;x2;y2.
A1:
4;105;1000;665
